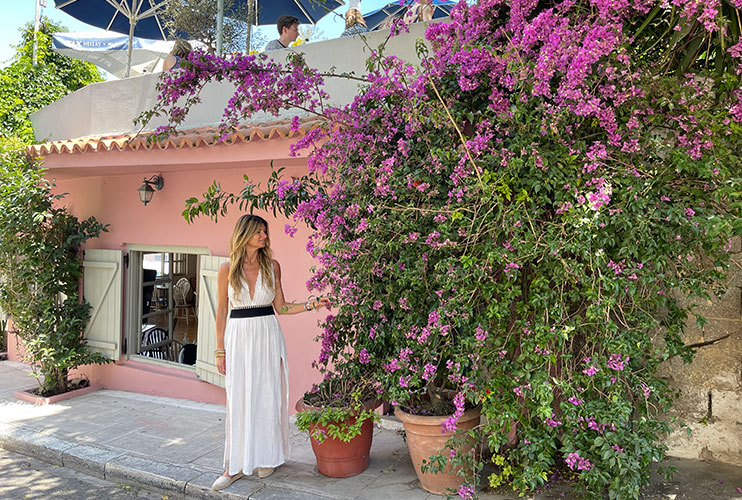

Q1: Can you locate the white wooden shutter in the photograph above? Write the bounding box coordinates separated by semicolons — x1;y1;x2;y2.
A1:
195;255;229;388
82;249;123;360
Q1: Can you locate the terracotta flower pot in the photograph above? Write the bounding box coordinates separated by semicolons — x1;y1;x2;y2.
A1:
395;405;481;495
296;398;380;478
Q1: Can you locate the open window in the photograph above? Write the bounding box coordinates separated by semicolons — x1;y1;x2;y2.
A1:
125;245;209;368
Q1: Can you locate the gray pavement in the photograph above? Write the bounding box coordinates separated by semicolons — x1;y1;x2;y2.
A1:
1;360;742;500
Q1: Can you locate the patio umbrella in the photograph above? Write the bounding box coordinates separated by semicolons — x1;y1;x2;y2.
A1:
217;0;345;54
54;0;171;77
52;31;175;78
364;0;456;31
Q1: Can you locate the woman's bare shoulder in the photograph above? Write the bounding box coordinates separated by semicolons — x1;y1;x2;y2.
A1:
218;261;231;274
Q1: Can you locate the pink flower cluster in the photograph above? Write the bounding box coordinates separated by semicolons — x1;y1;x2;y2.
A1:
607;353;629;371
441;392;466;432
565;451;593;471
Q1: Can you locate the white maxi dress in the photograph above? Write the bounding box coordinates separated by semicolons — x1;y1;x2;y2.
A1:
224;267;289;475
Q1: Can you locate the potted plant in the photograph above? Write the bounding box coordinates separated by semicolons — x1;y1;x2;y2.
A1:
295;369;381;478
0;144;110;402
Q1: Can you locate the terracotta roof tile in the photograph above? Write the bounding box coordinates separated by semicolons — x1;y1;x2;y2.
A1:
26;118;325;157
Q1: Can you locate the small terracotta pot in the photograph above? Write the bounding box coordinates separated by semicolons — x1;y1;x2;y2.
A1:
296;398;380;478
395;405;481;495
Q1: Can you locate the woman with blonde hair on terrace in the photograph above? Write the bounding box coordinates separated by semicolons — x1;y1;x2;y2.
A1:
340;7;370;37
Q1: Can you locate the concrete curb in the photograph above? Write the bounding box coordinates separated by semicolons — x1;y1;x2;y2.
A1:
0;422;336;500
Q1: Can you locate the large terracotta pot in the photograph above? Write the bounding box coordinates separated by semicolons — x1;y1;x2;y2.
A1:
395;406;481;495
295;398;380;478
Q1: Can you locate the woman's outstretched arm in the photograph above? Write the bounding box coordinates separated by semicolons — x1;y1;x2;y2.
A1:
272;260;330;315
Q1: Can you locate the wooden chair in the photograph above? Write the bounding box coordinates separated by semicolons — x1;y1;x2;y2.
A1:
173;277;196;325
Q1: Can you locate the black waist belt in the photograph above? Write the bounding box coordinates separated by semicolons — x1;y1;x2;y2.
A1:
230;306;274;318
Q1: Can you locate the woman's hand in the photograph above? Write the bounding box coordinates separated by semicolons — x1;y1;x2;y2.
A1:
310;297;332;310
216;356;226;376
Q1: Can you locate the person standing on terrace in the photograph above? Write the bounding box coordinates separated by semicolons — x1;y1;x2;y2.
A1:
162;39;192;71
340;8;370;37
340;0;369;37
403;0;434;24
264;15;300;51
210;215;329;490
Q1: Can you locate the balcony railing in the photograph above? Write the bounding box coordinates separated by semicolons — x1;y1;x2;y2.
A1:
30;23;432;143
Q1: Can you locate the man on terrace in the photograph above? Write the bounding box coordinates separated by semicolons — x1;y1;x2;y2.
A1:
264;15;300;51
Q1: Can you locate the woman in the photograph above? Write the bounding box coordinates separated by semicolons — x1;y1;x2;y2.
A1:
340;8;370;37
211;215;329;491
403;0;434;24
162;39;192;72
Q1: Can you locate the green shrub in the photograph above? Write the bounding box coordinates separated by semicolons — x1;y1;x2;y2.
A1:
0;139;110;395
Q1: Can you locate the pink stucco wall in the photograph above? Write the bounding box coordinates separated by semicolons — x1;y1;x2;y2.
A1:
13;138;326;409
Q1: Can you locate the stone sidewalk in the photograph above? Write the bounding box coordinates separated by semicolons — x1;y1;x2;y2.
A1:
1;360;742;500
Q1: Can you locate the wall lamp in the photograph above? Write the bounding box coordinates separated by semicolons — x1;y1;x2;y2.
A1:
137;175;164;206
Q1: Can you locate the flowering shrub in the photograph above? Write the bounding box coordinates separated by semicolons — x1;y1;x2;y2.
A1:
143;1;742;498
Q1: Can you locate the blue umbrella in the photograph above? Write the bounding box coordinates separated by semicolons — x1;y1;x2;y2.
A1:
364;0;456;31
219;0;345;53
55;0;169;40
242;0;345;25
55;0;171;77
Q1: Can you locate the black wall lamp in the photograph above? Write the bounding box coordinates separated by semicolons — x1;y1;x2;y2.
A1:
137;175;164;206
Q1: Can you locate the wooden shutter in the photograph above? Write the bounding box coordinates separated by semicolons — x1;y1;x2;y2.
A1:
195;255;229;388
82;249;123;360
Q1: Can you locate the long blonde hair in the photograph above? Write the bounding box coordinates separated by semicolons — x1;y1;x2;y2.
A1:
228;215;274;294
345;8;367;29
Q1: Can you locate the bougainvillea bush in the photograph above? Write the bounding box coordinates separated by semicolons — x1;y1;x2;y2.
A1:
143;0;742;497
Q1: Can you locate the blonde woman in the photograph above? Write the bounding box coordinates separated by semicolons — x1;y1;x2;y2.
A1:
340;8;370;37
162;39;192;71
211;214;329;491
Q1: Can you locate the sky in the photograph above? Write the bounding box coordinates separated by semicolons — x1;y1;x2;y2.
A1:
0;0;394;73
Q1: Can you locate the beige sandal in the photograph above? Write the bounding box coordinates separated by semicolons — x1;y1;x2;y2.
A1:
257;467;274;478
211;471;243;490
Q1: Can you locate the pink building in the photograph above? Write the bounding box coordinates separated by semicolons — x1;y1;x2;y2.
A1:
10;27;429;408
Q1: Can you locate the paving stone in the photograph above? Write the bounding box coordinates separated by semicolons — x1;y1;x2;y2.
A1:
188;444;226;471
287;432;317;465
104;428;223;464
62;443;123;479
54;424;141;447
186;470;264;500
378;416;404;432
250;486;337;500
260;459;381;499
105;454;203;495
